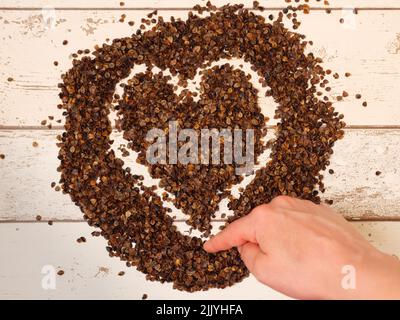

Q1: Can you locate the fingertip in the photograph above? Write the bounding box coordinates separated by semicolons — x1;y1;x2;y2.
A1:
204;214;258;253
203;239;216;253
203;232;232;253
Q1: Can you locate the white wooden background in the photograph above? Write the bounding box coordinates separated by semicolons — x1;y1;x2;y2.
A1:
1;0;400;299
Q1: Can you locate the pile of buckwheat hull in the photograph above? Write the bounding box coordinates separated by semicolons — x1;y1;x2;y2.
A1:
57;2;345;291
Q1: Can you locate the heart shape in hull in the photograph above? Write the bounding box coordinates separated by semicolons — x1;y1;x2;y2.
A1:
117;64;268;233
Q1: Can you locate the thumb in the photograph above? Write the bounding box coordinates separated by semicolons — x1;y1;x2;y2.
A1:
238;242;270;281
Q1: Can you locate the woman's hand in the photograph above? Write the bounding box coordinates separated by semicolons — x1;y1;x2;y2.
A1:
204;196;400;300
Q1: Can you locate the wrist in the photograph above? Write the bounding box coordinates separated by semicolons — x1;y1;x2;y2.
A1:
356;251;400;300
375;253;400;299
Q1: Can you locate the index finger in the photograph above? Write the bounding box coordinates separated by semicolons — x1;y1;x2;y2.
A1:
203;211;259;253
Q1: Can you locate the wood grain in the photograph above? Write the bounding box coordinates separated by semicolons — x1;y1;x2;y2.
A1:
0;9;400;126
0;0;400;301
1;129;399;221
1;0;400;9
0;221;398;299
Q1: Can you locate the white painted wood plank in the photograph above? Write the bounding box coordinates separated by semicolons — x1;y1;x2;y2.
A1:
0;222;289;299
0;130;79;221
0;10;400;126
0;221;398;299
1;129;399;221
323;129;400;219
1;0;400;9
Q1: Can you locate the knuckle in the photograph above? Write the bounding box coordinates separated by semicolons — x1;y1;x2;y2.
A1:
252;204;280;226
252;204;269;215
270;195;292;207
251;204;270;221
